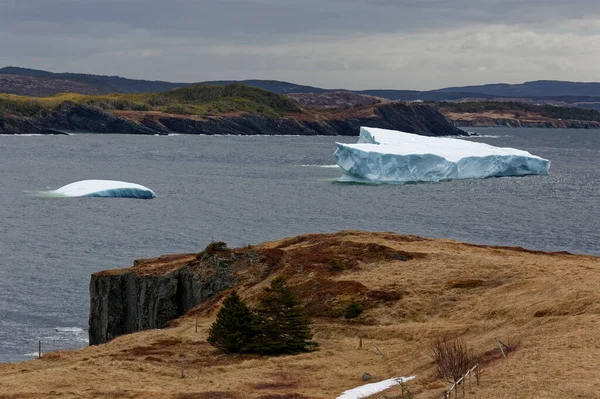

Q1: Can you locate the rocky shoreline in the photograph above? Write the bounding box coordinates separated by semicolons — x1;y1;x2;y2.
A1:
452;118;600;129
0;101;466;136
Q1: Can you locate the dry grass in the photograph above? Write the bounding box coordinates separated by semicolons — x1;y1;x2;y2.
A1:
1;231;600;398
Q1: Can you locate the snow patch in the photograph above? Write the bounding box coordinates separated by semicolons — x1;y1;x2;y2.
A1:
336;376;416;399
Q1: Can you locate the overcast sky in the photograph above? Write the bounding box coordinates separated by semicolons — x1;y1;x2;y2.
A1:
1;0;600;90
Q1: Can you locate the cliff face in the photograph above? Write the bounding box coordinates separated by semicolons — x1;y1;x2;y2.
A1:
89;234;418;345
89;253;238;345
0;102;466;136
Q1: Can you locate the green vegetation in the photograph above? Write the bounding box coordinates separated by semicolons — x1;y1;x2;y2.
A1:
203;241;230;255
328;257;348;272
207;278;317;355
0;83;301;118
343;301;364;319
435;101;600;121
207;291;256;353
250;277;317;355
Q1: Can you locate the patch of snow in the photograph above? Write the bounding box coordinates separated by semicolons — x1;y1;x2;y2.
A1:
336;376;416;399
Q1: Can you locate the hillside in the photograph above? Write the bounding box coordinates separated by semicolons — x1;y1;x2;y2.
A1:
0;67;193;94
436;80;600;98
437;101;600;128
0;84;465;136
0;73;111;97
1;231;599;398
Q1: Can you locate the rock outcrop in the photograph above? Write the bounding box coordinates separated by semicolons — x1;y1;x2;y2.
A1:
0;101;466;136
89;252;238;345
88;234;417;345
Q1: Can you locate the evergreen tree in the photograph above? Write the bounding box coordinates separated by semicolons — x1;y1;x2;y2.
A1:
250;277;317;355
207;291;256;353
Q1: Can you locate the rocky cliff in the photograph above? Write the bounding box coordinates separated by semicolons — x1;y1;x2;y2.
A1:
89;235;416;345
89;251;240;345
1;101;466;136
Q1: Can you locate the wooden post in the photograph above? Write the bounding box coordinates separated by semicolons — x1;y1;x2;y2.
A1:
496;338;507;359
359;329;363;349
462;378;465;398
454;384;458;399
476;365;480;385
180;355;185;379
469;370;472;390
195;313;198;333
38;341;41;359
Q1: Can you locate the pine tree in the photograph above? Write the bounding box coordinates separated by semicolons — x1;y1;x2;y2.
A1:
250;277;317;355
207;291;256;353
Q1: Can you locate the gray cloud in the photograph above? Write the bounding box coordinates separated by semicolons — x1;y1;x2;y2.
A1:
1;0;600;89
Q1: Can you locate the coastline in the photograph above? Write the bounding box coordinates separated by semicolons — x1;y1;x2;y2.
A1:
2;231;600;398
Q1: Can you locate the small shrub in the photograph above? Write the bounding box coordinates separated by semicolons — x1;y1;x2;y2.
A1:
204;241;230;255
329;257;347;272
429;335;475;383
343;301;364;319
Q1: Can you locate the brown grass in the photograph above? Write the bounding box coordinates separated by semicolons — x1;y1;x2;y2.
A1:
2;231;600;398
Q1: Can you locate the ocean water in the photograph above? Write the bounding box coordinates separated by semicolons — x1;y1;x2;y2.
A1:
1;127;599;362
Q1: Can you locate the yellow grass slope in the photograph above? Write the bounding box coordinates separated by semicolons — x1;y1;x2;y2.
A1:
1;231;599;399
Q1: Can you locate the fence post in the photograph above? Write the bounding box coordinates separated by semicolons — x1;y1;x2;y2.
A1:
476;365;480;385
373;343;386;358
38;341;42;359
469;370;472;390
495;338;507;359
180;355;185;379
462;378;465;398
195;313;198;333
359;329;363;349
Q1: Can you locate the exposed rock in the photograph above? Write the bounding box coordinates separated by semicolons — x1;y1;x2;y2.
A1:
89;253;237;345
89;235;416;345
0;102;466;136
362;373;373;381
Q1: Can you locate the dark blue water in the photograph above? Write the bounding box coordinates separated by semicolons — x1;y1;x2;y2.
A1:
1;128;598;362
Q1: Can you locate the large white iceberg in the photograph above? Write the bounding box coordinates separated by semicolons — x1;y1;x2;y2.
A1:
51;180;156;199
334;127;550;183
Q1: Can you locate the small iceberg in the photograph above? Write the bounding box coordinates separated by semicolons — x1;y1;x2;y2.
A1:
334;127;550;184
49;180;156;199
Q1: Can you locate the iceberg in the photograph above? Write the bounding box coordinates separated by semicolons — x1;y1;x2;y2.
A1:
51;180;156;199
334;127;550;184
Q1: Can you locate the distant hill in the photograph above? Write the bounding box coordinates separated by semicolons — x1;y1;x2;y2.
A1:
434;80;600;98
200;79;328;94
3;67;600;111
0;73;110;96
0;67;193;95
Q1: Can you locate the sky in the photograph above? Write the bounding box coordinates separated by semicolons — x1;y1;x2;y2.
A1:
1;0;600;90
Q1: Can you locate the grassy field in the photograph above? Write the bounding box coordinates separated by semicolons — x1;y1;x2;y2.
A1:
1;231;599;398
0;83;301;118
